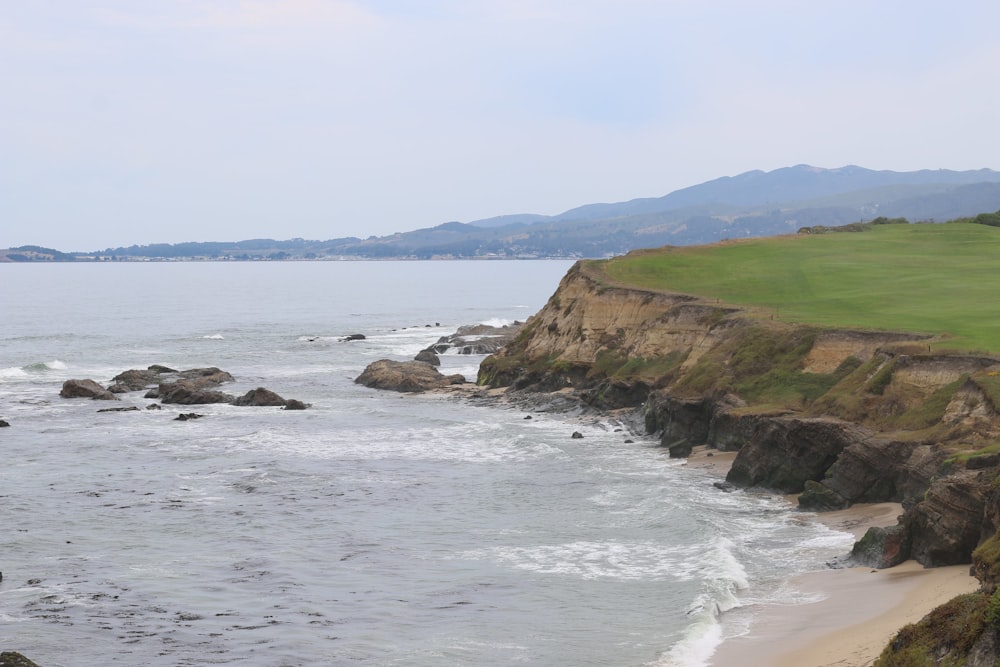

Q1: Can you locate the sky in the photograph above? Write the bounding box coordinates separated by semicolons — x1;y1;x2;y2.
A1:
3;1;1000;251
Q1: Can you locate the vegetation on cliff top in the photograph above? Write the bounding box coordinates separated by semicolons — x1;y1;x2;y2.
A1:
601;222;1000;353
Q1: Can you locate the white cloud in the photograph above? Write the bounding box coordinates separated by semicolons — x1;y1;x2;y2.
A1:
2;1;1000;249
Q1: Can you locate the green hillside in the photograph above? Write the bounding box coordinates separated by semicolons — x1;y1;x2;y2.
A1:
601;222;1000;353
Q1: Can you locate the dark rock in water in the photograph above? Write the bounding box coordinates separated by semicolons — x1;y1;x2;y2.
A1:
174;413;204;421
144;388;160;399
146;403;162;410
0;652;44;667
97;406;141;413
713;481;737;493
0;419;9;427
232;387;310;409
355;359;467;392
571;431;584;439
624;439;634;443
431;322;523;355
341;333;366;342
109;368;161;391
524;415;532;420
158;381;233;405
148;364;177;374
178;367;234;387
414;348;441;366
60;379;119;401
233;387;289;407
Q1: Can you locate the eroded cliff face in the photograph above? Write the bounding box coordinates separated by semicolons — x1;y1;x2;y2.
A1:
480;259;1000;571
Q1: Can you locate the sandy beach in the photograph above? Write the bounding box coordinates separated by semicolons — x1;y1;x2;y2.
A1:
683;447;981;667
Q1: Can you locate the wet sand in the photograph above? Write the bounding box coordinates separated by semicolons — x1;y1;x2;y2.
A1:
687;445;980;667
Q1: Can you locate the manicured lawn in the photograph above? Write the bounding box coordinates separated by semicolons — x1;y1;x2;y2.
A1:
601;223;1000;353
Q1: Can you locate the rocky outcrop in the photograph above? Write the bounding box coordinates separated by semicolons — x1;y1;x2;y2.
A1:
355;360;467;392
60;379;119;401
414;349;441;366
800;439;944;510
906;471;989;566
726;417;872;493
470;256;1000;664
477;259;1000;572
156;381;233;405
851;524;911;568
232;387;309;409
62;366;307;409
0;652;43;667
177;367;235;386
108;367;164;392
232;387;289;406
428;322;523;356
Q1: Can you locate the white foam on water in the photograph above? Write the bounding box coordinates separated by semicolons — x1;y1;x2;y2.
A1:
0;366;29;380
464;541;712;582
478;317;517;327
651;537;749;667
233;423;563;464
201;334;225;340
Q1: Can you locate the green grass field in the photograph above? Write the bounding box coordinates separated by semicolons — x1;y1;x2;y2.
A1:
601;223;1000;353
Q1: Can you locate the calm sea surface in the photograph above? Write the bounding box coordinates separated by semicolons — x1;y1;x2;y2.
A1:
0;261;854;666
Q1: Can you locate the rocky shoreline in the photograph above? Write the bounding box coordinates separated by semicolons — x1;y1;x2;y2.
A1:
357;259;1000;664
56;365;309;412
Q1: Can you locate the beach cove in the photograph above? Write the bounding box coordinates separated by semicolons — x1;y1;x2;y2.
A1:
476;239;1000;665
682;447;981;666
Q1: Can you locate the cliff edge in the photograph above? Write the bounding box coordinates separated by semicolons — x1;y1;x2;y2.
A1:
479;257;1000;662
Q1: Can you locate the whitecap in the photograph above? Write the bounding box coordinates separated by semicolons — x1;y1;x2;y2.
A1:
0;366;29;380
479;317;516;327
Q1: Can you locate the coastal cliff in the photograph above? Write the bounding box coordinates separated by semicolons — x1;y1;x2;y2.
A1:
479;258;1000;663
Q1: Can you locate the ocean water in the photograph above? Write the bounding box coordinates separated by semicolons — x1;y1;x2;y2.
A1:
0;261;855;666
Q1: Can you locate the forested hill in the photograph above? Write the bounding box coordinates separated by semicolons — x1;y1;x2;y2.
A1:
6;164;1000;261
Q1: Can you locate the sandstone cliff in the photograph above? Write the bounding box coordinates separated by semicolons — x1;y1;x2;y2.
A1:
480;259;1000;569
478;257;1000;663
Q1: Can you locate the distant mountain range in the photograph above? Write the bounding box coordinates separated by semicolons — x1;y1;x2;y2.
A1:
6;164;1000;261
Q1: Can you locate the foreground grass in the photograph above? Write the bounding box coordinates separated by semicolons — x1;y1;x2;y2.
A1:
601;223;1000;353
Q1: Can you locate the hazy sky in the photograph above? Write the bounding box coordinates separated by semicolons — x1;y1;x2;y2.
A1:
3;1;999;250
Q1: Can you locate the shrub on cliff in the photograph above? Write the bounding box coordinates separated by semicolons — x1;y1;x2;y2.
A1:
874;592;993;666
